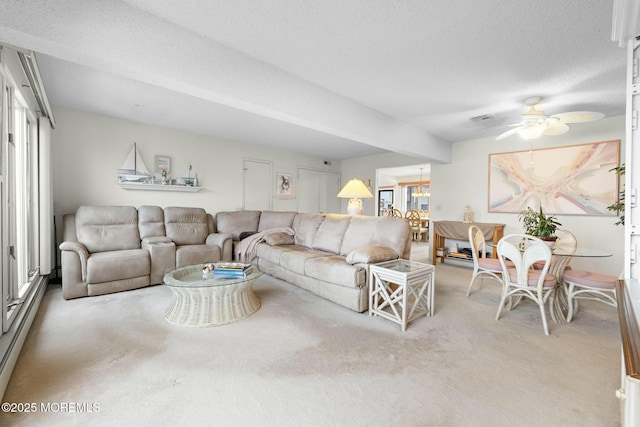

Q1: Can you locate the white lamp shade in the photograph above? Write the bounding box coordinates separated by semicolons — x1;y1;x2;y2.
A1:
337;179;373;198
337;178;373;215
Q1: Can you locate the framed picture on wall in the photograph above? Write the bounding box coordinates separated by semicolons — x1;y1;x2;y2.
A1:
155;155;171;174
276;172;293;197
488;140;620;215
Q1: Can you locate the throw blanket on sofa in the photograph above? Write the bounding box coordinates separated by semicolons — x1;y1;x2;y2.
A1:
235;227;295;263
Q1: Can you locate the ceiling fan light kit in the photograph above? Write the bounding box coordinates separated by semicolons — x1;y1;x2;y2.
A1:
517;124;547;140
496;97;604;141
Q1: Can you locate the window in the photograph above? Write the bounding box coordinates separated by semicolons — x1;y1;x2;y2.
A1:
378;189;393;216
405;185;430;213
0;45;54;399
0;50;41;330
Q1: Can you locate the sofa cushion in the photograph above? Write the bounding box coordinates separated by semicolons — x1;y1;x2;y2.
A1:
340;216;410;257
76;206;140;253
164;207;209;245
258;211;297;231
305;256;366;289
312;214;351;254
256;243;299;265
279;247;332;275
346;246;400;265
264;232;295;246
292;214;325;248
86;249;149;283
138;205;165;239
216;211;261;240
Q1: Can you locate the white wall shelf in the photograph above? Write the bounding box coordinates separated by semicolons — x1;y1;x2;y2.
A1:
117;182;202;192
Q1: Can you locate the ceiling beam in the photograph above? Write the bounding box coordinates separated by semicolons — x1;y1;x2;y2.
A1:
0;0;451;162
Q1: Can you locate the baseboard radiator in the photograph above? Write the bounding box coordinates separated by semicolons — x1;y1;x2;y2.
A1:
616;279;640;426
0;276;48;400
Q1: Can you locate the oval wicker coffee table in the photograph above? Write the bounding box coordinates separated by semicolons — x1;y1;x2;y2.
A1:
163;264;262;327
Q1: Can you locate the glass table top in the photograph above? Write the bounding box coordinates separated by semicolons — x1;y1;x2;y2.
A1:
373;259;433;272
552;247;612;257
164;263;262;287
487;241;612;258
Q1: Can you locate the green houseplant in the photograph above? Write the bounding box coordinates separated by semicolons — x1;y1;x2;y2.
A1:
606;164;625;226
518;206;562;240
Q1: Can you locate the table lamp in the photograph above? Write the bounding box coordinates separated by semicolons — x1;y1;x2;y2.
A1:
337;178;373;215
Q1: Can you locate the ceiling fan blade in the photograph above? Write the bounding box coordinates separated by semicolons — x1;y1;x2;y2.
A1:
543;120;569;135
496;125;524;140
551;111;605;124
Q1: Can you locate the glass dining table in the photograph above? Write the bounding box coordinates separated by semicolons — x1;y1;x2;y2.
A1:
488;243;612;324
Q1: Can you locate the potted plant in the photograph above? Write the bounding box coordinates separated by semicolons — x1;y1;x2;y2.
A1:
606;164;625;226
518;206;562;242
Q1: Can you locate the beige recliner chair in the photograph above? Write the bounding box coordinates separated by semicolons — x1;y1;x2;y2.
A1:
163;206;228;268
59;206;151;300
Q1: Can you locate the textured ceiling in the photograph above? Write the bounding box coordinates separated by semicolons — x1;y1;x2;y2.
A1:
0;0;628;161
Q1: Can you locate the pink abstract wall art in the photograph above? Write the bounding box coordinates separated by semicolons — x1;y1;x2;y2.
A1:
488;140;620;215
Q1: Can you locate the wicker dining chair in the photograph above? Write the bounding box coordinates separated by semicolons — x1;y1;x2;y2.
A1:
496;234;558;335
406;209;428;242
532;227;577;270
466;225;504;297
390;208;403;218
563;270;617;322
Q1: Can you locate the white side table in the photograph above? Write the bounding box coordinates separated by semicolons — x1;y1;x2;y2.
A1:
369;259;435;331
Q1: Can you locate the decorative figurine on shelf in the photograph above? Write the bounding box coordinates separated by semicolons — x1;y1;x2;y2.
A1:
463;205;473;223
161;167;169;185
187;164;193;186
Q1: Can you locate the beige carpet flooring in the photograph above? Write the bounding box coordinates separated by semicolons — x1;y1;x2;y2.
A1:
0;243;621;426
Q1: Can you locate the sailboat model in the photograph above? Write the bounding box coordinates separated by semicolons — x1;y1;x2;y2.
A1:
117;143;151;182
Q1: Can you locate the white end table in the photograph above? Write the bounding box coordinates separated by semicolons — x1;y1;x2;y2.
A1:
369;259;435;331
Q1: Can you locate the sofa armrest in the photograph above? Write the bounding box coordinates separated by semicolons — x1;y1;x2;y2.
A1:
206;233;234;262
142;239;176;284
142;236;173;244
59;241;89;281
345;246;400;265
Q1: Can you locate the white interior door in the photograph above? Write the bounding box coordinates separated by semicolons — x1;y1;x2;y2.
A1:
297;168;340;213
243;159;272;211
320;169;340;214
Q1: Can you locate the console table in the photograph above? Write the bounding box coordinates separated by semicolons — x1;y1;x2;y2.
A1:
432;221;504;264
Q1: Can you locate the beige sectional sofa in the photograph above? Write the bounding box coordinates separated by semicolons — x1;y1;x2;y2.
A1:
59;205;231;299
59;206;411;312
213;210;411;312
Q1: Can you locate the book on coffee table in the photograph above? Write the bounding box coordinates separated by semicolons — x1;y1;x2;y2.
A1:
213;263;252;278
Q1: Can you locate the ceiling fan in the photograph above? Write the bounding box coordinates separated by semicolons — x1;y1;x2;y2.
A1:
496;96;605;141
